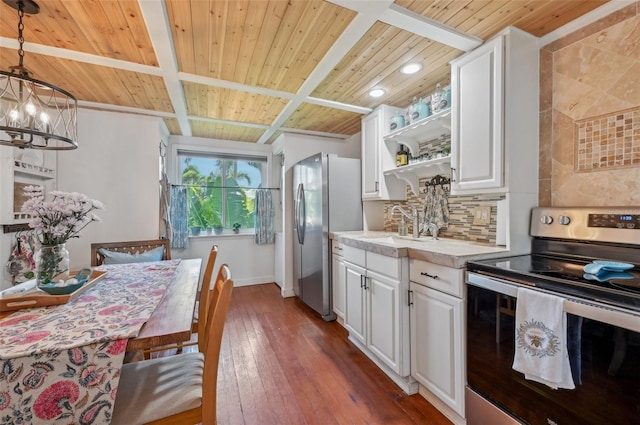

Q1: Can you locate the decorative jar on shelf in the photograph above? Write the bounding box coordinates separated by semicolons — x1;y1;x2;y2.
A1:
35;243;70;285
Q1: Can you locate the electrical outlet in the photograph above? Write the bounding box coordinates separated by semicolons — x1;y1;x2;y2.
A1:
473;206;491;225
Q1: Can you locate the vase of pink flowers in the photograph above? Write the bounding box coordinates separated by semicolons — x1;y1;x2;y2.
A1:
21;186;103;285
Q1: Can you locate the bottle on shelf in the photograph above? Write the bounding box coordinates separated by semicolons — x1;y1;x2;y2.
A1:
431;83;443;114
396;144;409;167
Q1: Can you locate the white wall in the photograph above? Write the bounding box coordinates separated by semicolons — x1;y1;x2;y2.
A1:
167;136;278;287
272;132;361;297
57;108;163;268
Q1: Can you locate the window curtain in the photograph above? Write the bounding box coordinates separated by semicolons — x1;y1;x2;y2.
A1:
254;189;275;245
169;185;189;249
159;172;171;240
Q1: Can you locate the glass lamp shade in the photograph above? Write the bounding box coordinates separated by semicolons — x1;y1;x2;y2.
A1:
0;69;78;150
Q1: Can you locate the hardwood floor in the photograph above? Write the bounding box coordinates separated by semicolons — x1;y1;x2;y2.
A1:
167;283;452;425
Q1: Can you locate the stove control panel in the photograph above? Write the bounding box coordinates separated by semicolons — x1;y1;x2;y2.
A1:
588;214;639;229
531;207;640;245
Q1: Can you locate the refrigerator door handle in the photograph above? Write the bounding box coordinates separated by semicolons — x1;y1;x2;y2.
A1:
299;183;306;244
295;183;306;244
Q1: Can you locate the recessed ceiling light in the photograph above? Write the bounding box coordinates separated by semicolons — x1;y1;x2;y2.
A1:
369;88;386;98
401;63;423;74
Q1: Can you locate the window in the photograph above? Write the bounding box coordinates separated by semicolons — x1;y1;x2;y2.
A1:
177;150;268;233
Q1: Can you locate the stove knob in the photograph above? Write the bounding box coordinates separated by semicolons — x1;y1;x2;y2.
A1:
540;215;554;225
558;215;571;225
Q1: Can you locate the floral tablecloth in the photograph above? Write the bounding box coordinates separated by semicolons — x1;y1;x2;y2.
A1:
0;260;181;425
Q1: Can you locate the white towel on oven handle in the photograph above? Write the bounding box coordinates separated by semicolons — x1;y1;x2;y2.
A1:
512;287;575;390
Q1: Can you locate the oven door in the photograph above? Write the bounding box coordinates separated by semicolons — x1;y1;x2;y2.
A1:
466;272;640;425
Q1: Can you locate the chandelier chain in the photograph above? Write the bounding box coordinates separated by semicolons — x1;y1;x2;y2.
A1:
17;3;25;68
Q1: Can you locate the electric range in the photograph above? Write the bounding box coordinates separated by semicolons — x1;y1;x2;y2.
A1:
464;207;640;425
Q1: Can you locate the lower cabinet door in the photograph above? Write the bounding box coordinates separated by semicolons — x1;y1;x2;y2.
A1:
410;282;465;416
344;262;366;345
367;270;401;374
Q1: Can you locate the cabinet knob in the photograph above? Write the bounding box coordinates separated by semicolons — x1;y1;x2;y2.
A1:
420;272;438;279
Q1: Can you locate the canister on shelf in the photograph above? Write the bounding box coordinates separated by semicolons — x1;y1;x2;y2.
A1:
411;97;431;122
390;112;405;131
431;83;443;114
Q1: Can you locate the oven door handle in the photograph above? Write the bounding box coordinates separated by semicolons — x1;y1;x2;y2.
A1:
466;271;640;333
466;272;519;297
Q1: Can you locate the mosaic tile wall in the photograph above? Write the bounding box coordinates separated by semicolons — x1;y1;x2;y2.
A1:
575;107;640;171
540;5;640;206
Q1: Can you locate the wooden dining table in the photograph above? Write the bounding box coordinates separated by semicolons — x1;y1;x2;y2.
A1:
0;258;202;351
0;258;202;424
124;258;201;351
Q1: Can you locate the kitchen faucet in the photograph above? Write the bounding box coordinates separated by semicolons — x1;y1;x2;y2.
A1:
391;205;420;238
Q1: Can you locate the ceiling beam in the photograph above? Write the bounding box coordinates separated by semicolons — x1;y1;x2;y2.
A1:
380;4;482;52
538;0;633;47
77;101;175;118
0;38;163;76
256;0;395;144
138;0;192;137
179;72;295;100
328;0;482;52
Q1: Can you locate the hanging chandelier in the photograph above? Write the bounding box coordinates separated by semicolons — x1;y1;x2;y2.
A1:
0;0;78;150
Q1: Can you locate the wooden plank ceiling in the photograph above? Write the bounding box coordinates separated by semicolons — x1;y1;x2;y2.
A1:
0;0;612;144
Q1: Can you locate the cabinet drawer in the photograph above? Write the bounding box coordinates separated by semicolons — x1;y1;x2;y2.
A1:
331;239;343;256
343;245;365;267
367;251;400;280
409;259;464;298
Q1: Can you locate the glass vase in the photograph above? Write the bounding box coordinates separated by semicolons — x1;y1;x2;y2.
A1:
35;244;70;285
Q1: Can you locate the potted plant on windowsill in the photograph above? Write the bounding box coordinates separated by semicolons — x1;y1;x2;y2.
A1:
232;223;241;234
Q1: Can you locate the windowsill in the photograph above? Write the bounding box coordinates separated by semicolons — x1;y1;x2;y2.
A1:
189;231;254;239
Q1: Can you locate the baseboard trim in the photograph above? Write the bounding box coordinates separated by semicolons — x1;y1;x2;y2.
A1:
418;386;466;425
348;335;418;395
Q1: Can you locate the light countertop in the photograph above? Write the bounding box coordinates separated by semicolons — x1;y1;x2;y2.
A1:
332;231;512;268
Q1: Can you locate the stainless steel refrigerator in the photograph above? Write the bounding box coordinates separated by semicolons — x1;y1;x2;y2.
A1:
293;153;362;321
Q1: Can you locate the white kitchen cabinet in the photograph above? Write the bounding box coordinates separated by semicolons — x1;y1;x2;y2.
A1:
342;245;415;393
344;260;366;343
0;146;57;224
367;269;402;374
361;105;406;201
450;26;538;195
409;259;465;419
331;240;346;320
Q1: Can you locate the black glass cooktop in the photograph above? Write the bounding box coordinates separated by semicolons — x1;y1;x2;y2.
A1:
467;254;640;312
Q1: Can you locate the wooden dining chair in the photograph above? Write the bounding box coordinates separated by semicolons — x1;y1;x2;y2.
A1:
90;239;171;266
111;264;234;425
146;245;218;355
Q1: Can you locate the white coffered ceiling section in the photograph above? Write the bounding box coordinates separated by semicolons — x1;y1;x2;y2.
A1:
0;0;612;143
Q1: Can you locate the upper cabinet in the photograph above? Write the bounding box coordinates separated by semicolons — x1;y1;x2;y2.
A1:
0;146;57;224
361;105;406;201
450;26;539;196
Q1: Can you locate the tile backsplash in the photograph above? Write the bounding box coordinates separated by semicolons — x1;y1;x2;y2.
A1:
383;177;504;244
